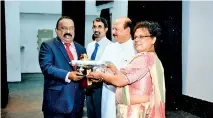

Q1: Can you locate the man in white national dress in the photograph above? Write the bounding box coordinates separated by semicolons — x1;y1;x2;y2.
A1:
100;17;136;118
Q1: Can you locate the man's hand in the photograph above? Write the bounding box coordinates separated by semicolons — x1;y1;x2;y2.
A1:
68;71;84;81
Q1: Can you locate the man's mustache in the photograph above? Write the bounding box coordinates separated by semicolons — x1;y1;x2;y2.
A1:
94;32;100;35
64;33;72;37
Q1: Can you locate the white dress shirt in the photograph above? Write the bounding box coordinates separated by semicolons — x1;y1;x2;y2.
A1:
61;41;78;83
100;38;137;118
86;36;112;61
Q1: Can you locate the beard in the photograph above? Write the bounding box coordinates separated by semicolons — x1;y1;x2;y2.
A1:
93;32;100;38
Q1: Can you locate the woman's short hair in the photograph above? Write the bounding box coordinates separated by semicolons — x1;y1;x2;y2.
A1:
133;21;161;38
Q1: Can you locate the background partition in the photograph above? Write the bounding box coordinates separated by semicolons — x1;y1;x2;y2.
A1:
1;1;9;108
128;1;182;110
100;8;112;41
62;1;85;46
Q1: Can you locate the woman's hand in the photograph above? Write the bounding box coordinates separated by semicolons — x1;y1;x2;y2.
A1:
106;64;118;74
87;72;103;81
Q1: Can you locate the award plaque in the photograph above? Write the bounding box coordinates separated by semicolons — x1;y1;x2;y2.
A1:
69;54;112;88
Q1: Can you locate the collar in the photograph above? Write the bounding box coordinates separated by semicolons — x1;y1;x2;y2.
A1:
61;41;75;47
118;38;133;48
94;36;107;46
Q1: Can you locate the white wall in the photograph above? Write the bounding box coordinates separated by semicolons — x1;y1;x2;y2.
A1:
85;0;99;47
85;0;100;16
85;0;128;46
110;0;128;42
5;1;21;82
19;1;61;14
19;1;61;73
182;1;213;103
5;1;61;81
20;13;60;73
85;15;99;47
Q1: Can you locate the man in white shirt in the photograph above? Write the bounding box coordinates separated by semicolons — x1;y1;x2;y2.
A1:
86;17;112;118
100;17;136;118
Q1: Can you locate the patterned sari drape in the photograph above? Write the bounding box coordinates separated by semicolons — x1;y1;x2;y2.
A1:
116;53;165;118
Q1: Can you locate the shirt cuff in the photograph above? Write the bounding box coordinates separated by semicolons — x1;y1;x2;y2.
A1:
65;72;71;83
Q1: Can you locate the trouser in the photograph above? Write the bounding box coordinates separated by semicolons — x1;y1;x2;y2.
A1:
86;82;103;118
43;109;83;118
43;99;84;118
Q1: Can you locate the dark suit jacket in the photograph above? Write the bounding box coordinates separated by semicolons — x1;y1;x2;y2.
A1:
39;37;86;114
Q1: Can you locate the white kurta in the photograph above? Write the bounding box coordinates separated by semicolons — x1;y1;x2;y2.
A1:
100;39;136;118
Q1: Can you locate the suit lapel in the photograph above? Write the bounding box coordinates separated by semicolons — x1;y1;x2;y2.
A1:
55;38;70;63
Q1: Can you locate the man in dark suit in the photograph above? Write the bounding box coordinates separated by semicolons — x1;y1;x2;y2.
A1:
39;16;86;118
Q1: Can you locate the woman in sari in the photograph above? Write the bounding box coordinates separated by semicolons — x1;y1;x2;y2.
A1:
87;21;165;118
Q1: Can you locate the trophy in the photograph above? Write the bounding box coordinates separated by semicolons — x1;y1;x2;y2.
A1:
69;54;112;88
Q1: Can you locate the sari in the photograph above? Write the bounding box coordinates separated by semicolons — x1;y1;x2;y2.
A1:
116;52;165;118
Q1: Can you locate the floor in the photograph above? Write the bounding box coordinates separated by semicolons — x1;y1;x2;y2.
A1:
1;74;200;118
